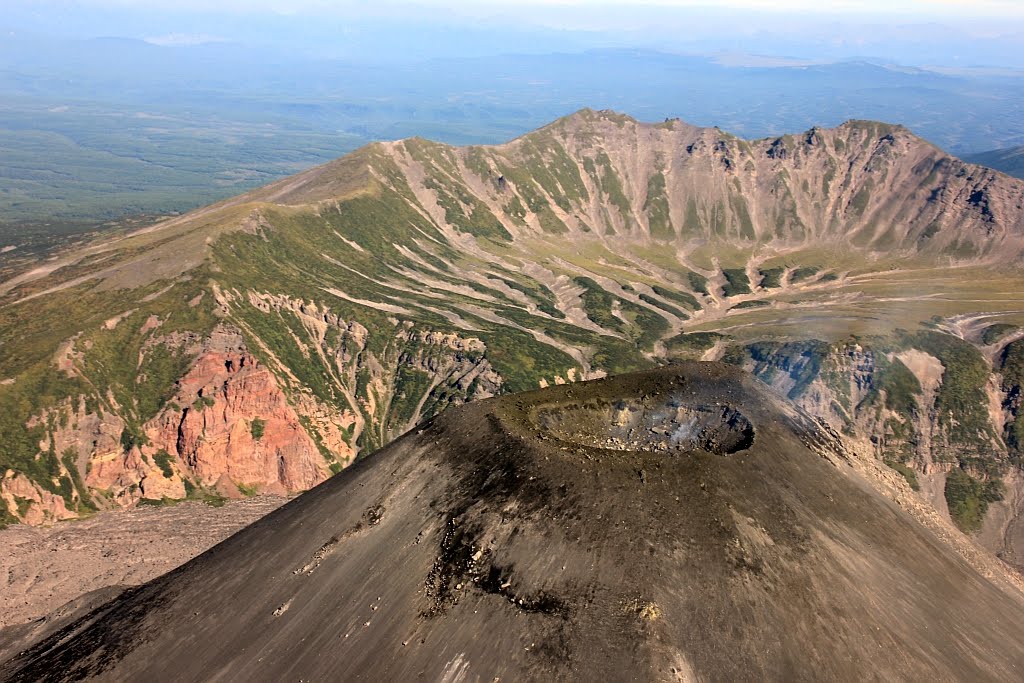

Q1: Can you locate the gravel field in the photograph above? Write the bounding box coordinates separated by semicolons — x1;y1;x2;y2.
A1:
0;496;286;628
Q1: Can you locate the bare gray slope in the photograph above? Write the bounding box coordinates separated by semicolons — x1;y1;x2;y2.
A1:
3;363;1024;681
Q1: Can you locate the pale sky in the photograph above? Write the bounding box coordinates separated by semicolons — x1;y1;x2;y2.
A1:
41;0;1024;17
12;0;1024;58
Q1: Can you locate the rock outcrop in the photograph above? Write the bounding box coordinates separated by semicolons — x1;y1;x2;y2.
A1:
141;328;332;497
4;310;507;522
0;472;76;526
74;327;338;504
242;291;504;452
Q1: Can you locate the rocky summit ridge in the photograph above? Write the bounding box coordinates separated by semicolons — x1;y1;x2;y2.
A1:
1;110;1024;571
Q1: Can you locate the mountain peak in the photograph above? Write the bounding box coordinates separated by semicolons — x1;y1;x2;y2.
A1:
834;118;910;137
7;108;1022;307
549;107;703;133
568;107;638;124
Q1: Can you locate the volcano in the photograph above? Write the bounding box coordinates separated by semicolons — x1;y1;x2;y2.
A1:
3;362;1024;681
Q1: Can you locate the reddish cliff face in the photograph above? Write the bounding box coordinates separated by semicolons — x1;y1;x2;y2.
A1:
133;328;334;499
0;472;76;526
142;330;333;496
69;328;339;510
6;307;496;525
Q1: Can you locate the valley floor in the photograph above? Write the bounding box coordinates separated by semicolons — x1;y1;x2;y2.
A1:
0;496;285;629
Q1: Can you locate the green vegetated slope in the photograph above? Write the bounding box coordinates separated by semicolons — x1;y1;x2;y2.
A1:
2;109;1024;531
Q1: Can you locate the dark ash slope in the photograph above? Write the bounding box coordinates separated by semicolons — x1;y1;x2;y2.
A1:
4;362;1024;681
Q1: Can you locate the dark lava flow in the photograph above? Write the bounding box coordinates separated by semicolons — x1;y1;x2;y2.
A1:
3;362;1024;682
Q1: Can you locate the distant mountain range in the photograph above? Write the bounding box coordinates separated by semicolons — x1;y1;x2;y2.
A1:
2;110;1024;570
2;41;1024;224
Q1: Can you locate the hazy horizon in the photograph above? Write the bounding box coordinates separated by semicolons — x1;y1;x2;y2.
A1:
5;1;1024;67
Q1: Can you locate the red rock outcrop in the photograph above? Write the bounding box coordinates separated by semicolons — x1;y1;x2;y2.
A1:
142;328;332;496
0;471;77;526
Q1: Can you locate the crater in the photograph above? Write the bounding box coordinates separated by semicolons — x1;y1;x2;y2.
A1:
532;395;754;455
